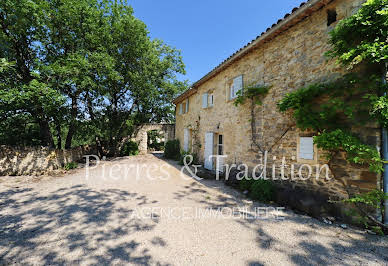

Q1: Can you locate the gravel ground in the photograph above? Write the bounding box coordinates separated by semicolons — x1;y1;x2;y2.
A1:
0;153;387;265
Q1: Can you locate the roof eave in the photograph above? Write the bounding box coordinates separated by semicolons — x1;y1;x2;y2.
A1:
191;0;333;89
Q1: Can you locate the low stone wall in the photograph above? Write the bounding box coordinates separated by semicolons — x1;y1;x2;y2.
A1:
0;145;96;176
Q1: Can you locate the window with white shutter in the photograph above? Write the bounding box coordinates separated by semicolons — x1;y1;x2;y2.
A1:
202;93;208;108
179;103;183;115
299;137;314;160
230;75;243;99
209;94;214;107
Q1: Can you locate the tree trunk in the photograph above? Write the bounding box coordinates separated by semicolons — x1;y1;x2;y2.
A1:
65;96;78;149
38;119;54;147
54;118;62;149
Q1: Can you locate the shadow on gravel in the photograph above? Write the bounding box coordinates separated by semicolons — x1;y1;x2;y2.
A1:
0;185;168;265
157;155;388;265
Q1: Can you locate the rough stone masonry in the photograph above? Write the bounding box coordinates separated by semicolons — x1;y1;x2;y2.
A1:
173;0;378;218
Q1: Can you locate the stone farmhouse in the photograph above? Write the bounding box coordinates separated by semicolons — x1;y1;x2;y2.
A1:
173;0;379;217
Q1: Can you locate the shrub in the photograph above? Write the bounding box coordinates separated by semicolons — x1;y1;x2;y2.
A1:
164;139;180;160
120;141;139;156
239;177;275;203
249;178;275;202
179;151;199;165
64;162;78;170
239;178;254;191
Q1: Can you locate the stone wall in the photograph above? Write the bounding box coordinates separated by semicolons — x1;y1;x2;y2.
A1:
0;145;96;176
175;0;377;213
133;124;175;154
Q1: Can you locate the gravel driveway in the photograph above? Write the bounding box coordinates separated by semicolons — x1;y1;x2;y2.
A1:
0;153;387;265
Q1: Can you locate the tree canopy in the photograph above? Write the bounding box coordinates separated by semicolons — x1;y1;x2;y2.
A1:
0;0;187;152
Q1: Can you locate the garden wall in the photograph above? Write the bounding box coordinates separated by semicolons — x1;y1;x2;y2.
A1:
0;145;96;176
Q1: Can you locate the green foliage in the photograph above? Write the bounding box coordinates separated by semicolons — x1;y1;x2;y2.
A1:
249;179;275;202
147;130;164;151
0;0;187;149
345;189;388;209
239;178;275;203
277;74;383;131
239;178;254;191
234;85;270;106
278;0;388;232
314;130;384;173
120;141;139;156
164;139;180;160
178;151;199;166
64;162;78;171
343;189;388;234
368;94;388;128
326;0;388;68
277;74;385;174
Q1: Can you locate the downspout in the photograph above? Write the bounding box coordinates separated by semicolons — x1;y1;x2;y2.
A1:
382;61;388;225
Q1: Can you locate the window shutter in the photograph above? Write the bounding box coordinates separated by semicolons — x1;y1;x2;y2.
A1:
230;84;235;100
299;137;314;160
202;93;208;108
179;104;183;115
234;75;243;97
185;99;189;113
230;75;243;99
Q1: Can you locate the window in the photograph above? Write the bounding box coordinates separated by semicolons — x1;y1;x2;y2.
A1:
179;103;183;115
230;75;243;100
299;137;314;160
202;92;214;108
327;9;337;26
209;93;214;107
217;134;223;155
202;93;208;108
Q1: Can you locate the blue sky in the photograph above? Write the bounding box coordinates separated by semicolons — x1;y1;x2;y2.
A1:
129;0;306;84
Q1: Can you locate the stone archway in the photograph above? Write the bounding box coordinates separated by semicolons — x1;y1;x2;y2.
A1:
134;124;175;154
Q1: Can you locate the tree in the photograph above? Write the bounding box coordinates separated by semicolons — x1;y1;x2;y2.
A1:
0;0;187;149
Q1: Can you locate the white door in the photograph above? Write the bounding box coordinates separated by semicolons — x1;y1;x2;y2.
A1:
183;128;189;152
204;132;214;170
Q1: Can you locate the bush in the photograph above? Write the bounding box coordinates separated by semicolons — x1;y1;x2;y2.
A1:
179;151;199;165
64;162;78;170
249;179;275;202
239;177;275;203
120;141;139;156
164;139;180;160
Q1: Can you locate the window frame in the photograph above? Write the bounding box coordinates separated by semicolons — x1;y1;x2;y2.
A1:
297;135;318;163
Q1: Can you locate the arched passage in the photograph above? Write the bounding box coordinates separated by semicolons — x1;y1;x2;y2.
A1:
134;124;175;154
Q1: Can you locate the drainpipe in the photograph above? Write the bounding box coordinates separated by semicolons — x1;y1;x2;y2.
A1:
382;61;388;225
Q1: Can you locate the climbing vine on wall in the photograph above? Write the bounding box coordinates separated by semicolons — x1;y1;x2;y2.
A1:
233;85;270;106
277;0;388;232
234;84;274;153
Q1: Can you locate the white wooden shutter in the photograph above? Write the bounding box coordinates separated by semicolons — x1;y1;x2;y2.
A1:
185;99;189;113
234;75;243;97
183;128;189;152
202;93;208;108
230;75;243;99
204;132;214;170
299;137;314;160
179;104;183;115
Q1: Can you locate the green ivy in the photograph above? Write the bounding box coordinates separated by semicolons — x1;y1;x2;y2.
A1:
326;0;388;68
234;85;270;106
314;129;384;173
277;0;388;232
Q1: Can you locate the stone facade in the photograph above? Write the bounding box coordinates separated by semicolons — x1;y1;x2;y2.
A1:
0;145;96;176
174;0;378;216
